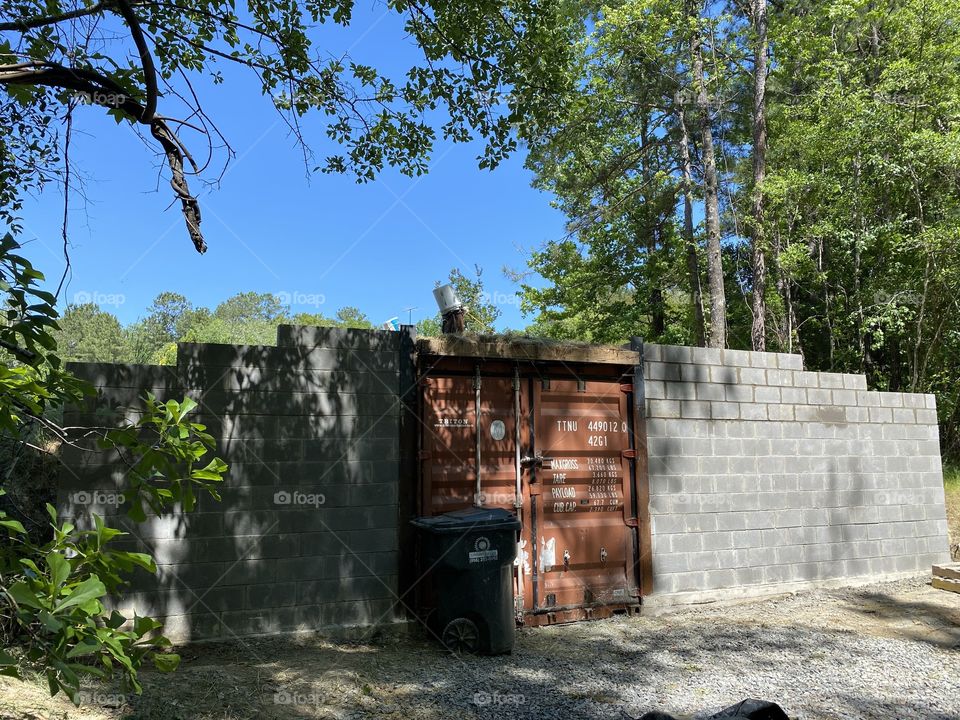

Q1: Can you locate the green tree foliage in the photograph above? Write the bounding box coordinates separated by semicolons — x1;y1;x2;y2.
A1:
520;0;736;347
333;306;374;329
54;304;130;363
518;0;960;455
0;0;572;250
52;291;382;362
0;235;227;700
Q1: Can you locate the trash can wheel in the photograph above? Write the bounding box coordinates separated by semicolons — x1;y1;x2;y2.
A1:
441;617;480;654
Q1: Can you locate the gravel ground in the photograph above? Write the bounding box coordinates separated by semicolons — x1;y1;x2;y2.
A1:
2;575;958;720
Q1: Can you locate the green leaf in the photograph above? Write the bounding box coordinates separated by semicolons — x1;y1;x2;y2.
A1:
152;653;180;672
53;576;106;613
66;638;101;658
0;518;26;534
7;581;44;609
46;551;70;589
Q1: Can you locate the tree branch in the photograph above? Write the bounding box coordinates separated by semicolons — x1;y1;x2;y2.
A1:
0;61;206;252
0;2;109;32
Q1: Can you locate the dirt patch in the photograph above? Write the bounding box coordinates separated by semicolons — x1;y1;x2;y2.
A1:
2;575;958;720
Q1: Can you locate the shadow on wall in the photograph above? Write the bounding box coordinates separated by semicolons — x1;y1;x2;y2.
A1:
58;326;408;642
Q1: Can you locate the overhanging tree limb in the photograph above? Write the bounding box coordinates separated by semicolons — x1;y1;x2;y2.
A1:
0;61;206;252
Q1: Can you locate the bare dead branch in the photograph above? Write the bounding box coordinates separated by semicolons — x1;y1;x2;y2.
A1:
0;61;207;252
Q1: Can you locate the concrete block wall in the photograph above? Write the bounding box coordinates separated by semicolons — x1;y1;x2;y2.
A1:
643;343;951;602
59;326;408;642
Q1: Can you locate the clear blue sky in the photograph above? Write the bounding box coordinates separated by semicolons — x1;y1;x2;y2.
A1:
15;6;566;331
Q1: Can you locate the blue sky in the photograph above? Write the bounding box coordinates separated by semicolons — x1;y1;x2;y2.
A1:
14;4;567;331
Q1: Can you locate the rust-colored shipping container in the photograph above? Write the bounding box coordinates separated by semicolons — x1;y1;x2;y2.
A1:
414;336;653;626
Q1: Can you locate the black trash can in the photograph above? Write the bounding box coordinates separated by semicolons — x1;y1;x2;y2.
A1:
411;507;521;655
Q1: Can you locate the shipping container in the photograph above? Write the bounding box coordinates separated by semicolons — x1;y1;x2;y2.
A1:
414;336;653;626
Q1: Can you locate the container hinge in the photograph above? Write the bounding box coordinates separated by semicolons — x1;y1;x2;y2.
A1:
577;379;586;393
619;383;633;394
621;449;636;459
624;517;639;528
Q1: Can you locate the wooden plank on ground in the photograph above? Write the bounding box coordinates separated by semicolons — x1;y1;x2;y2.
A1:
932;563;960;582
932;576;960;594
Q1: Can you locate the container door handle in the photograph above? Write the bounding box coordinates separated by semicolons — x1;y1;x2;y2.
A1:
520;454;552;469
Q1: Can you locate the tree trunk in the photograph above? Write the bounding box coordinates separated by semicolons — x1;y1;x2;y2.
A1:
677;101;706;346
640;116;666;339
750;0;768;351
690;4;726;348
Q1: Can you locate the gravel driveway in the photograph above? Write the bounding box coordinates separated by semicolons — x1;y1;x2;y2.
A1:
2;576;958;720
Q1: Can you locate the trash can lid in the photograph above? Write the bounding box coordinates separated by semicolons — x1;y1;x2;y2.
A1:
411;507;521;533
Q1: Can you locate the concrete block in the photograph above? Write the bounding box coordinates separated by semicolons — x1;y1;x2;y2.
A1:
665;381;696;400
681;401;711;419
709;365;739;384
793;372;820;388
842;374;868;390
739;404;768;421
916;408;938;424
749;353;778;369
754;386;781;404
845;406;869;423
767;405;795;422
680;363;711;383
832;389;857;406
721;349;752;367
767;369;794;386
879;393;905;408
740;368;766;385
647;362;682;381
660;345;693;364
644;344;665;362
776;353;804;370
649;399;682;418
725;384;754;402
704;569;737;589
670;533;703;553
696;383;726;401
869;406;893;424
818;373;844;389
685;514;719;533
856;391;881;407
711;402;740;420
780;387;807;404
645;380;666;399
807;388;832;405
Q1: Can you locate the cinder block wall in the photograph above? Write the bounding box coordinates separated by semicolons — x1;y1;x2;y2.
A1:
644;344;950;603
59;326;409;642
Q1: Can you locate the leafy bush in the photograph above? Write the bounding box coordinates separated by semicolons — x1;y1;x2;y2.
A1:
0;233;227;702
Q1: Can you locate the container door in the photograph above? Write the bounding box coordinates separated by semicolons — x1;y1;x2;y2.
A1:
420;374;520;515
530;379;636;610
